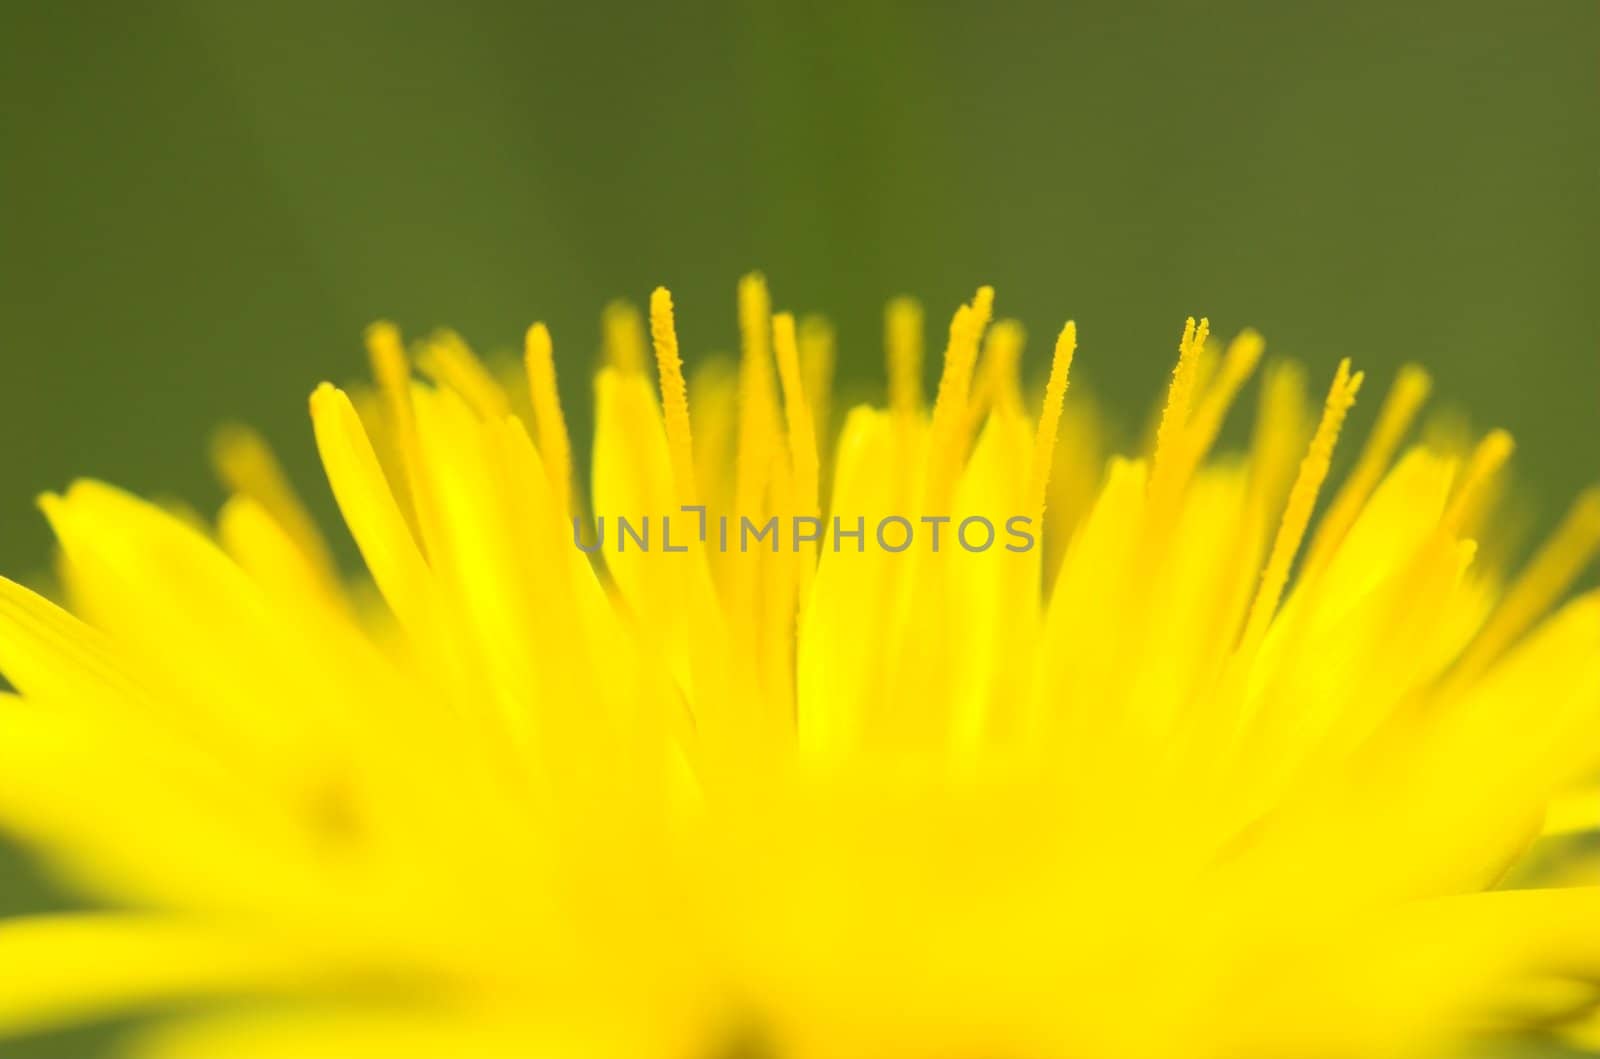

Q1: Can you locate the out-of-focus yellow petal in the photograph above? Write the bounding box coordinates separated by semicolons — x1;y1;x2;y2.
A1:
0;283;1595;1059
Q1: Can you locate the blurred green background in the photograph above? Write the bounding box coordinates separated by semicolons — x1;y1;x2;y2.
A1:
2;0;1596;576
0;1;1595;1055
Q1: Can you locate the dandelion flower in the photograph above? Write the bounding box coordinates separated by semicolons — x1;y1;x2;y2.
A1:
2;276;1600;1059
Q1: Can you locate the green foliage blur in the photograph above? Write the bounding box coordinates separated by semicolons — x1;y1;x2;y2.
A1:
0;2;1594;1055
3;1;1595;575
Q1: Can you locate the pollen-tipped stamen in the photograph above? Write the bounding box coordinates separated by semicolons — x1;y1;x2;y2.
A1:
523;322;574;516
1239;358;1364;651
1302;364;1433;580
648;288;697;505
1150;316;1209;482
1028;320;1078;522
926;287;994;508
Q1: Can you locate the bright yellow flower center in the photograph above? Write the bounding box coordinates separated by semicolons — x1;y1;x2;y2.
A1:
1;275;1599;1059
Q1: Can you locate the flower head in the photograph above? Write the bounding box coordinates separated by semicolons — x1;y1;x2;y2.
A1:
2;276;1599;1058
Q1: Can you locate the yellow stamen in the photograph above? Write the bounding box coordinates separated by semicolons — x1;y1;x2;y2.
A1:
773;313;820;606
1451;487;1600;685
209;425;337;585
364;321;413;428
602;300;649;374
735;275;780;521
1246;360;1312;526
1140;320;1233;564
929;289;994;434
925;289;994;508
1027;321;1077;521
798;315;835;461
414;330;509;421
1182;329;1266;472
648;287;696;503
977;319;1026;420
1189;339;1222;411
1302;365;1432;579
1444;428;1516;531
738;273;773;369
688;359;739;522
1150;317;1209;484
886;296;924;418
522;322;573;515
363;321;428;552
1240;358;1365;650
971;287;995;338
